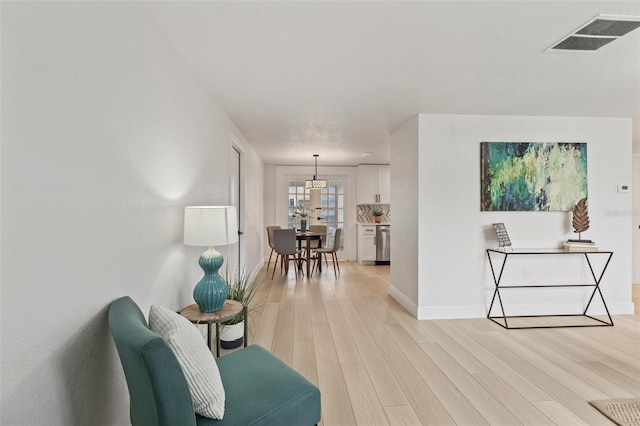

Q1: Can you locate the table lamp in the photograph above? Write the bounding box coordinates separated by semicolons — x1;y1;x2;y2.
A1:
184;206;238;313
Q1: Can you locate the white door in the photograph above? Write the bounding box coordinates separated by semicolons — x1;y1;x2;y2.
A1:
229;146;242;275
633;155;640;284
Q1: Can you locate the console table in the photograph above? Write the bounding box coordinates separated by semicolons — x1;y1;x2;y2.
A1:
486;248;614;329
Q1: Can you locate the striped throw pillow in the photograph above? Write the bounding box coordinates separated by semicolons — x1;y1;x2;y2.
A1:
149;305;225;419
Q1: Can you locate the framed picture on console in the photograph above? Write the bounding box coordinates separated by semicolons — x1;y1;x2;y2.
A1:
491;223;512;249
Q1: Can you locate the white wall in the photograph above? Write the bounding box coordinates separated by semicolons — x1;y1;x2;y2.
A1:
391;114;633;319
389;116;419;313
1;3;263;425
263;164;277;256
633;117;640;154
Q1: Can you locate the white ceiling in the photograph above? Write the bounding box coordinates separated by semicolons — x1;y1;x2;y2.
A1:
148;1;640;166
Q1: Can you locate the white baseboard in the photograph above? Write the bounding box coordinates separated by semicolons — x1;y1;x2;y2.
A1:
489;301;634;316
417;305;488;320
416;302;634;320
250;261;264;281
389;285;634;320
388;284;418;317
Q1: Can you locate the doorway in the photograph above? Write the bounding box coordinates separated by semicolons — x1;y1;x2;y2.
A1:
633;155;639;313
634;155;640;283
230;145;242;275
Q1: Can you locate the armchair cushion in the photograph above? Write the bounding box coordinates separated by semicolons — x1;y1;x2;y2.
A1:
196;345;321;426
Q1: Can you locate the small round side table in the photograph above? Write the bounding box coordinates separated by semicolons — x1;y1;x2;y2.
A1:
179;300;247;357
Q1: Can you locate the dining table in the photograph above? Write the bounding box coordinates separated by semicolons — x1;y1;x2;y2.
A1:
296;230;327;276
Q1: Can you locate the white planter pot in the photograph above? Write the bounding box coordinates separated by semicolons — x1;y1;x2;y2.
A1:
220;321;244;349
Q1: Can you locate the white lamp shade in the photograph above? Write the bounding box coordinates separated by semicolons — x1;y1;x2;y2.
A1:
305;179;327;189
184;206;239;247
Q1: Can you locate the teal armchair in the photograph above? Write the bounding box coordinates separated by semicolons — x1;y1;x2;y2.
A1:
108;296;321;426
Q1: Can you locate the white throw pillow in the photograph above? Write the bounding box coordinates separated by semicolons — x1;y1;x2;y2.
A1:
148;305;225;419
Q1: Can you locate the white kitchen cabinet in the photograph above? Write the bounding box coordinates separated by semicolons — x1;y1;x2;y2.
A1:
357;225;377;264
357;165;390;204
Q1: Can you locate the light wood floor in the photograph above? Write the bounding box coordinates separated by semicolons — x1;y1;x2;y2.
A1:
229;261;640;426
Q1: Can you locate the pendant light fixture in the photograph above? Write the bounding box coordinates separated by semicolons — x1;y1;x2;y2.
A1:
305;154;327;189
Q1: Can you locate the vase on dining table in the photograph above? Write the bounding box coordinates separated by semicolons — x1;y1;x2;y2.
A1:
300;217;307;232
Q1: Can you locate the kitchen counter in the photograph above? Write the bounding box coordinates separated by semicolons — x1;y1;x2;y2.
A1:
357;222;391;226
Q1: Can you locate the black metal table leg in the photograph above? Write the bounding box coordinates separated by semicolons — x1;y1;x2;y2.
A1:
215;323;220;358
487;249;510;329
582;252;614;326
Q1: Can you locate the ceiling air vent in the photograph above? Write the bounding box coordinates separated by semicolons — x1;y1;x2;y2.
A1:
548;14;640;52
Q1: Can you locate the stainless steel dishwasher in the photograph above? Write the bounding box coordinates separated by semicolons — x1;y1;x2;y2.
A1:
375;225;390;265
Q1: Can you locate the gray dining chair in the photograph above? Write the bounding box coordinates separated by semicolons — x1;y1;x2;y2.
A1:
305;224;327;271
312;228;342;276
271;229;304;279
265;225;281;273
308;225;327;250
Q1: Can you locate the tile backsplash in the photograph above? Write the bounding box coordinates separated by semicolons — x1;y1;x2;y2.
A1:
357;204;390;223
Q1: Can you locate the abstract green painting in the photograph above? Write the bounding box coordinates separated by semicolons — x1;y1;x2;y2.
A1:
480;142;587;211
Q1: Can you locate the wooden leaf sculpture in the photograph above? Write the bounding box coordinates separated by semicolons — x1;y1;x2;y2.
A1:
572;198;590;238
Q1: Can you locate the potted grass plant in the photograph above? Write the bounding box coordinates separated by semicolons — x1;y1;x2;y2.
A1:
220;266;261;349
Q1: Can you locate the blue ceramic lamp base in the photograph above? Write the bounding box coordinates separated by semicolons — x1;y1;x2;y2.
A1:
193;247;228;313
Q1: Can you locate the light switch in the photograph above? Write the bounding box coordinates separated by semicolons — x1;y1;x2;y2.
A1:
617;184;629;193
